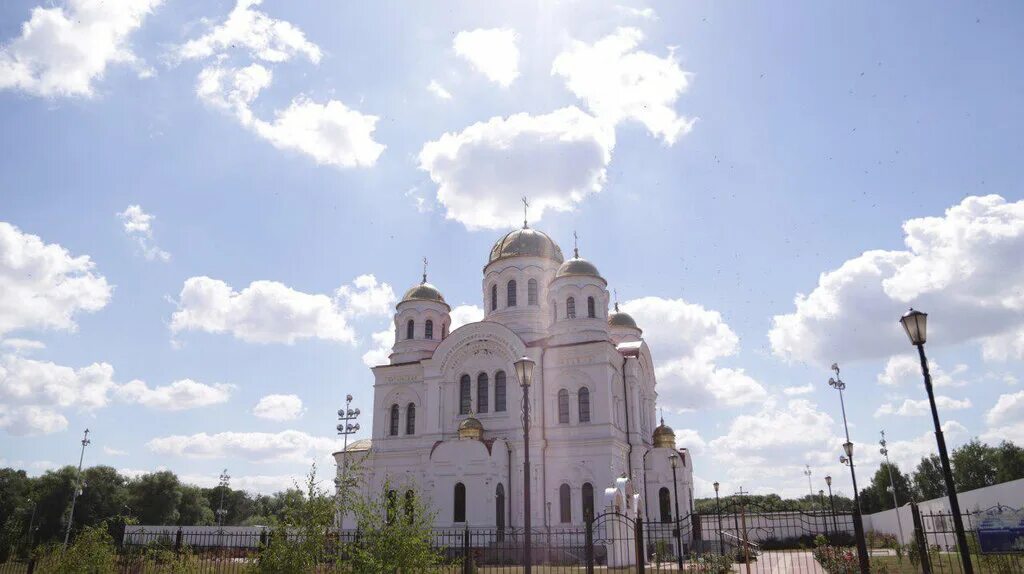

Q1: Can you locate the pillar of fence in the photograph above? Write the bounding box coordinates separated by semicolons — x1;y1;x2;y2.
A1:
174;527;183;555
585;517;595;574
910;502;932;574
675;517;684;570
634;516;646;574
462;526;470;574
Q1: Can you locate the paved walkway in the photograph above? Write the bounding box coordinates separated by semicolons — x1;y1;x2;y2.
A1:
731;550;825;574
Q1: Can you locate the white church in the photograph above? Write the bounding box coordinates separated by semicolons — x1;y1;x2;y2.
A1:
334;223;693;530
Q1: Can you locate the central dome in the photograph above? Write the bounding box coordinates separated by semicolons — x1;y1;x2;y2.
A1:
488;227;564;265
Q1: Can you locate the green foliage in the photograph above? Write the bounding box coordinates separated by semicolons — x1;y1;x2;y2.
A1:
176;486;214;526
252;465;340;573
129;471;182;525
811;543;859;574
859;462;913;514
914;454;946;500
347;478;444;573
36;523;118;573
952;439;999;491
690;552;734;573
694;491;854;513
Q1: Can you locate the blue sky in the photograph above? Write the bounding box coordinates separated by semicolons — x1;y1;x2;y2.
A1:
1;0;1023;499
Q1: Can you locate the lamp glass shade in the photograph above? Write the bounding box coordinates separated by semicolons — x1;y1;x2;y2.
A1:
900;308;928;345
825;475;832;486
514;356;535;387
713;481;720;493
843;441;854;458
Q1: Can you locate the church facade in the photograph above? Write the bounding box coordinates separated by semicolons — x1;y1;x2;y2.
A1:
334;225;693;529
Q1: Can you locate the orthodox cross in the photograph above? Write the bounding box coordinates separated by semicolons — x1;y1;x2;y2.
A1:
613;288;620;312
573;230;579;258
522;197;529;228
422;256;428;283
659;407;665;427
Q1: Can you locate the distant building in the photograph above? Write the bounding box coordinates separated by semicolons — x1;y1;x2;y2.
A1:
335;223;693;528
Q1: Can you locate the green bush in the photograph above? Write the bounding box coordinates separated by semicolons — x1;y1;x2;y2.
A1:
690;552;734;573
34;524;118;573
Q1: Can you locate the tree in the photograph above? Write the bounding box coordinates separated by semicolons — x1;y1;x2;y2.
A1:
347;479;442;572
30;466;80;544
74;466;128;530
253;466;339;573
860;462;913;513
913;455;945;500
177;486;214;526
951;439;998;491
128;472;181;525
993;441;1024;484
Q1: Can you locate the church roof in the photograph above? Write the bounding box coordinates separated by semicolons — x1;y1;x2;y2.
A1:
556;257;602;279
343;438;372;452
488;227;564;265
609;308;640;330
401;282;446;304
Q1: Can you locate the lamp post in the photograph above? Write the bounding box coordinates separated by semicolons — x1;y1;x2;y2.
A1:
63;428;90;549
670;455;683;570
803;464;814;506
216;469;230;527
825;475;838;533
515;356;536;574
336;394;360;528
713;481;724;556
819;490;828;536
828;365;870;574
879;430;906;545
900;309;973;574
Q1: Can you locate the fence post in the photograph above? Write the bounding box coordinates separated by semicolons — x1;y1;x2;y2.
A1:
911;503;932;574
174;527;183;555
634;516;645;574
585;516;594;574
462;525;470;574
675;517;684;570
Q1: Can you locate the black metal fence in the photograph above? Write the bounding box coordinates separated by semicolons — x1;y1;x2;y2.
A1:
912;504;1024;574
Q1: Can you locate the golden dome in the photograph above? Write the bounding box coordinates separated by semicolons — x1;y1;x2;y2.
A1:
652;419;676;449
401;282;446;304
488;227;564;265
608;303;640;331
457;416;484;440
556;257;602;279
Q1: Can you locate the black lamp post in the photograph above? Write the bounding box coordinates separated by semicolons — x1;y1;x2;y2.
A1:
670;455;683;569
515;355;536;574
713;481;724;555
829;366;870;574
819;490;828;536
825;475;838;533
900;309;973;574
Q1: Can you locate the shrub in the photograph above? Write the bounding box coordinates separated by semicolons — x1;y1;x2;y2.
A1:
34;524;118;573
811;544;859;574
690;552;734;574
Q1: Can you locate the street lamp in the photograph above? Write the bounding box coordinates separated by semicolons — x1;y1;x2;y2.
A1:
514;355;536;574
336;395;361;528
669;455;683;570
216;470;230;526
879;430;905;545
803;464;813;505
828;365;870;574
819;490;828;536
63;429;90;549
900;309;973;573
825;475;838;533
713;481;724;555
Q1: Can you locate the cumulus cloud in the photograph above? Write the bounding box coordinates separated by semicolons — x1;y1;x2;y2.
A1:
0;405;68;436
419;107;614;230
450;305;484;330
552;27;695;144
874;395;972;417
0;339;45;353
0;0;163;98
146;429;338;463
877;355;968;388
361;329;394;368
117;205;170;262
885;420;969;471
986;391;1024;427
674;428;706;454
453;28;519;87
770;195;1024;364
621;296;767;409
115;378;234;410
709;399;840;467
782;383;814;396
170;274;393;345
427;79;452;100
0;222;112;338
175;0;321;64
615;6;658;20
253;394;304;421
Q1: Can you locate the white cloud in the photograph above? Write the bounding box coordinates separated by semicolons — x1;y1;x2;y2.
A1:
117;205;170;262
103;446;128;456
253;394;304;421
0;339;45;353
427;79;452;100
782;383;814;396
453;28;519;87
335;275;396;318
874;395;972;417
885;421;968;471
877;355;968;388
419;107;614;230
0;0;162;98
770;195;1024;364
197;64;385;169
146;429;338;463
450;305;484;330
552;27;695;144
615;6;658;20
0;354;117;411
986;391;1024;427
176;0;321;64
709;399;840;467
0;222;112;338
361;329;394;368
622;296;767;409
674;428;706;454
0;405;68;436
115;378;234;410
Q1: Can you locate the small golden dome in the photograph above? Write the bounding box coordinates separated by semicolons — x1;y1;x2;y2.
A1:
458;416;484;440
488;227;564;265
653;419;676;449
556;257;602;279
401;282;446;304
608;302;640;331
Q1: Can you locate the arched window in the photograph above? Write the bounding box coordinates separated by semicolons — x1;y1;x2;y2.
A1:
566;297;576;319
559;484;572;523
459;375;471;415
528;279;538;305
491;284;498;311
389;404;399;436
494;371;507;412
507;280;517;307
558;389;570;424
659;487;672;523
587;296;596;319
582;482;595;522
454;483;466;523
406;403;416;435
425;320;433;340
404;490;415;522
496;483;506;532
386;489;398;524
578;388;591;423
442;322;448;339
477;373;489;413
406;319;415;340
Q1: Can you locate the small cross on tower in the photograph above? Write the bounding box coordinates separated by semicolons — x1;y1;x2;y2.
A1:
522;197;530;228
573;230;579;258
422;256;428;284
